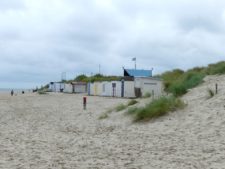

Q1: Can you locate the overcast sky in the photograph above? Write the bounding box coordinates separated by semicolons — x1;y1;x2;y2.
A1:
1;0;225;88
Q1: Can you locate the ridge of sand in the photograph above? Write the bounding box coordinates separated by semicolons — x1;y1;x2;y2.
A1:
1;75;225;168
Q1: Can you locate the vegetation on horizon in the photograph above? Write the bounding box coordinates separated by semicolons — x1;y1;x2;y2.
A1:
65;74;121;83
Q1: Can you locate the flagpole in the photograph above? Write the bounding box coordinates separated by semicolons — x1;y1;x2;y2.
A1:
135;59;136;70
132;57;137;70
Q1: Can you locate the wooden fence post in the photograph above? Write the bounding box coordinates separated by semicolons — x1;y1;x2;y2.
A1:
215;83;218;94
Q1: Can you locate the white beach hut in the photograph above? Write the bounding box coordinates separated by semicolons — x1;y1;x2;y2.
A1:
134;77;163;98
71;82;87;93
49;82;65;92
64;83;73;93
89;81;122;97
88;82;102;96
101;81;122;97
123;81;136;98
110;81;122;97
101;81;111;96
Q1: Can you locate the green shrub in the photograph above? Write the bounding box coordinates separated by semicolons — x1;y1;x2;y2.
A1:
169;83;187;97
164;71;205;97
161;69;184;92
115;104;127;112
127;99;138;106
183;72;205;89
128;96;185;122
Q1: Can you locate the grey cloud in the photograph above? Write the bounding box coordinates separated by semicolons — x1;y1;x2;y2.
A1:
1;0;225;88
0;0;25;11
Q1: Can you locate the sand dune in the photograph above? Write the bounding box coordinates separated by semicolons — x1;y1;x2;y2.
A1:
1;75;225;169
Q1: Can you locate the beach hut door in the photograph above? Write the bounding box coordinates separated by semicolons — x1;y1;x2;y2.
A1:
112;83;116;97
121;80;124;97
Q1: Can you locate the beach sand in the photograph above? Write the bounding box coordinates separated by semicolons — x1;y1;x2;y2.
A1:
1;75;225;169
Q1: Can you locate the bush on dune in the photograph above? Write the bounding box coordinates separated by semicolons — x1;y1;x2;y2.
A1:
172;72;205;96
162;69;205;97
127;96;185;122
161;61;225;97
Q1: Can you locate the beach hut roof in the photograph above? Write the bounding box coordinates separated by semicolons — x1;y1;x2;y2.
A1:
124;69;152;77
71;82;87;85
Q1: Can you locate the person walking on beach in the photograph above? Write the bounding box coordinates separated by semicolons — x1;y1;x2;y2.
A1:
11;90;14;96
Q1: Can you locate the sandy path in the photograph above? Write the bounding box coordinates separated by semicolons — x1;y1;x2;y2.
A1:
1;75;225;169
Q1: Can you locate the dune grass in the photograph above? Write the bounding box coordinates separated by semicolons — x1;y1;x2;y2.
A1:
169;72;205;97
115;99;139;112
115;104;127;112
126;107;139;116
98;113;109;120
127;99;138;106
103;99;139;115
126;96;185;122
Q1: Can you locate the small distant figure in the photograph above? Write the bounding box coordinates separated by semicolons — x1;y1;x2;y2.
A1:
22;91;25;94
11;90;14;96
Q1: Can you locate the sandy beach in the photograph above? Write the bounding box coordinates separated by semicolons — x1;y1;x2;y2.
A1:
1;76;225;169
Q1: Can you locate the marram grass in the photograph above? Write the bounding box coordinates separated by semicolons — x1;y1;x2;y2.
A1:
126;96;185;122
127;99;138;106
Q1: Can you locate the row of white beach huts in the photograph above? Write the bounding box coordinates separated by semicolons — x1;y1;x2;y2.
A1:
49;82;87;93
48;69;163;98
